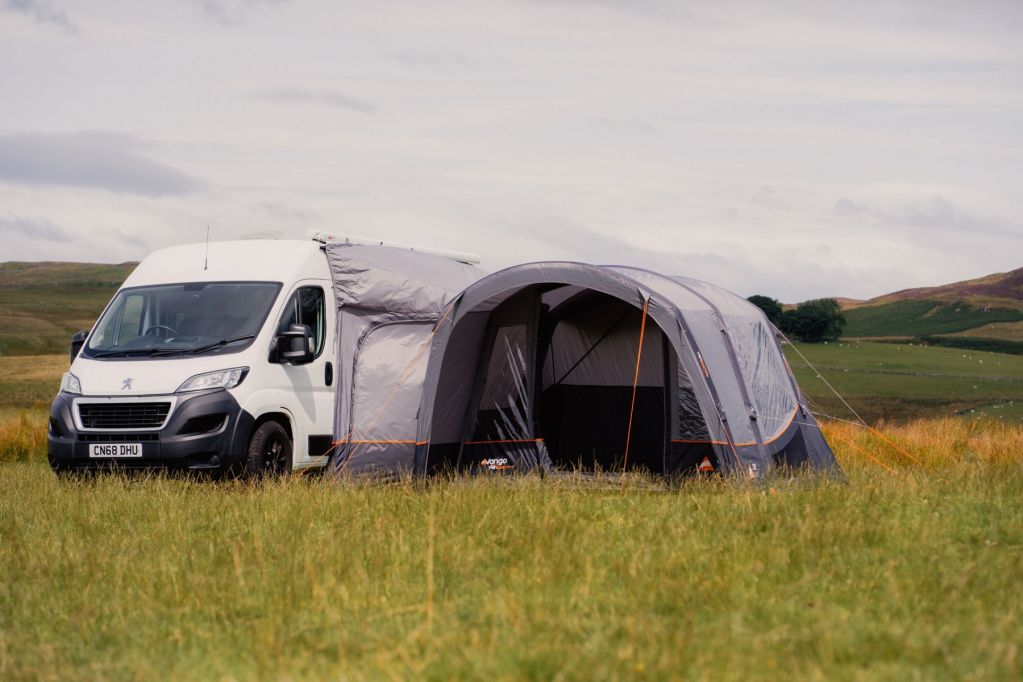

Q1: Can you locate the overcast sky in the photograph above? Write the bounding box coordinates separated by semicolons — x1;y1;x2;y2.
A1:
1;0;1021;300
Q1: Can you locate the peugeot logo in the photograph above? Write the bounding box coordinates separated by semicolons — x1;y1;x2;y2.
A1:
121;378;134;390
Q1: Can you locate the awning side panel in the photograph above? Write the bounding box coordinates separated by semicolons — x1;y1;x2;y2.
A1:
331;318;434;475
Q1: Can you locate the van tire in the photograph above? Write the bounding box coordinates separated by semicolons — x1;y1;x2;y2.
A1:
244;421;292;478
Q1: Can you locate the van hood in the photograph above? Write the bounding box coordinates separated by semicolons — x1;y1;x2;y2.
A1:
69;356;251;396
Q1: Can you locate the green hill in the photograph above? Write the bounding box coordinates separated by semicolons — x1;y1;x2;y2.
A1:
865;265;1023;311
843;300;1023;338
0;262;136;356
836;267;1023;354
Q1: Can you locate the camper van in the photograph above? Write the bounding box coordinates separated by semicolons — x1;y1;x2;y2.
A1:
46;235;481;476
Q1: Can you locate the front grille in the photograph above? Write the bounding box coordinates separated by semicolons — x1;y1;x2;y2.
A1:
78;402;171;429
77;433;160;442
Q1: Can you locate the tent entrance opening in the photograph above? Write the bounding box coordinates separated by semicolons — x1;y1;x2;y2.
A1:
538;294;666;474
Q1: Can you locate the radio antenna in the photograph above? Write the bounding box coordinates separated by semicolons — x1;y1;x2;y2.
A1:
203;226;210;271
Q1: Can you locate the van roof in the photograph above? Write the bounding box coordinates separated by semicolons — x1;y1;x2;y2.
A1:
122;240;329;287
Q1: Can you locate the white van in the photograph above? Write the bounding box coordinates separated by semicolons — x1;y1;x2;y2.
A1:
46;236;480;476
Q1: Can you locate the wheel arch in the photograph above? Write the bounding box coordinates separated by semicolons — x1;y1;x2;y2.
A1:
249;410;294;442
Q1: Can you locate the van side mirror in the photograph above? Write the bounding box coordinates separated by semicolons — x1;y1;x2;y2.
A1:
70;330;88;362
277;324;314;365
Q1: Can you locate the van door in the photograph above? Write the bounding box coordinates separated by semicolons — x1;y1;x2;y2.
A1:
273;282;335;466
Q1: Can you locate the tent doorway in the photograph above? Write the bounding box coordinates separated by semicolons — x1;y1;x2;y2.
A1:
537;293;668;474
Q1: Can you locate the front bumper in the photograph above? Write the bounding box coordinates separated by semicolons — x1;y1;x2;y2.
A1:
47;389;254;472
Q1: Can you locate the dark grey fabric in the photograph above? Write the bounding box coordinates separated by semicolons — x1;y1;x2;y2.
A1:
414;261;842;479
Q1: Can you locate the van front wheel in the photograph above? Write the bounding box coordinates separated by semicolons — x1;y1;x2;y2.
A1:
244;421;292;478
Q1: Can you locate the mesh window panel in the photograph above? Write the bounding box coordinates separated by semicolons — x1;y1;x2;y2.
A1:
677;365;711;441
675;278;798;442
472;324;532;443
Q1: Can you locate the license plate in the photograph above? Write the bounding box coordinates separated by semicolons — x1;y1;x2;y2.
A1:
88;443;143;458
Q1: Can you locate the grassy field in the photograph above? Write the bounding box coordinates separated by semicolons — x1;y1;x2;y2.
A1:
0;261;135;356
947;321;1023;342
2;346;1022;679
0;354;67;409
0;355;65;462
1;420;1021;680
786;341;1023;424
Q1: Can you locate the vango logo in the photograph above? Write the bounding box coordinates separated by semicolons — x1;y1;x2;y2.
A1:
480;457;512;471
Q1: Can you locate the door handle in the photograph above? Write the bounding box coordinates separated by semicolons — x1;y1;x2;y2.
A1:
325;362;333;387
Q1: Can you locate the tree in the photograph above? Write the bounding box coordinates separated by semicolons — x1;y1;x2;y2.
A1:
746;295;783;326
780;298;846;343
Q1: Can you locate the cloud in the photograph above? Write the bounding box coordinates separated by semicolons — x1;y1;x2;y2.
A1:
504;206;920;301
189;0;287;26
832;195;1021;240
255;88;376;113
516;0;689;20
2;0;78;34
385;49;479;70
0;212;70;242
255;201;321;222
511;208;739;279
0;131;204;197
101;227;149;249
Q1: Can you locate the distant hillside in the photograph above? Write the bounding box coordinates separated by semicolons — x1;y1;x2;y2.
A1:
843;300;1023;338
838;267;1023;354
867;266;1023;311
0;262;136;356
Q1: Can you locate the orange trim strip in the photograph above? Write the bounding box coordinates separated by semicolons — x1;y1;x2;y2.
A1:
462;438;544;446
671;438;758;447
622;298;650;472
762;407;799;446
670;406;801;448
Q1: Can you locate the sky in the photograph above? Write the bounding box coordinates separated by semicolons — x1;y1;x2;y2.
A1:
1;0;1021;301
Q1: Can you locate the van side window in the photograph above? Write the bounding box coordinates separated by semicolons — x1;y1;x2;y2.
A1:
278;287;325;356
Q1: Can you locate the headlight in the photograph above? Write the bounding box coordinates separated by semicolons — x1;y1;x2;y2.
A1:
177;367;249;393
60;372;82;395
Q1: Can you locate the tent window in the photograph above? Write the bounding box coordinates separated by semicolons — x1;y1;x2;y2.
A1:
472;324;531;442
677;366;711;441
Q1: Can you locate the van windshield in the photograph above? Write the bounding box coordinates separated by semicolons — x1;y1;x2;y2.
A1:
83;281;282;359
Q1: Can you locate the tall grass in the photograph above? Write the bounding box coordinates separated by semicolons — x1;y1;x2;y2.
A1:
0;409;45;463
823;417;1023;471
1;417;1021;680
